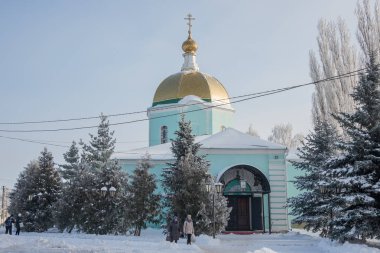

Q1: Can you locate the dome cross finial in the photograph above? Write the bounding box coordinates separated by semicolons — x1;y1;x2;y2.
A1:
184;14;195;38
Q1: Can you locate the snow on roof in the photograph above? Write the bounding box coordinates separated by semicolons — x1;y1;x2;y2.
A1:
116;128;286;161
116;135;210;161
178;95;234;110
286;148;301;160
200;128;287;150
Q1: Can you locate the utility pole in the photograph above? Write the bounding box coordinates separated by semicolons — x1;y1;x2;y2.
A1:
1;186;5;223
1;186;9;223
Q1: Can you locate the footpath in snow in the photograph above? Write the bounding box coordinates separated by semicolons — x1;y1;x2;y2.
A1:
0;228;379;253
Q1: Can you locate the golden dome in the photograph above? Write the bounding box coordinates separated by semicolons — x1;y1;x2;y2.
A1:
152;71;231;106
182;36;198;53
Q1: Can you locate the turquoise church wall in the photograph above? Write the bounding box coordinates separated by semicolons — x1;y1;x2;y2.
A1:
286;160;305;225
120;151;287;232
121;162;168;194
148;104;234;146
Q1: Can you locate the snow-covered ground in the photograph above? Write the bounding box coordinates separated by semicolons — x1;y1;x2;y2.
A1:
0;227;379;253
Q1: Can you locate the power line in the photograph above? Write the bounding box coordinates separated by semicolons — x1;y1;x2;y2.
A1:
0;110;147;125
0;67;366;133
0;135;70;148
0;135;149;148
0;65;364;126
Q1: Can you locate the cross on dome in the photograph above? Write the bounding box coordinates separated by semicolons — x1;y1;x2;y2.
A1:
184;14;195;38
181;13;199;71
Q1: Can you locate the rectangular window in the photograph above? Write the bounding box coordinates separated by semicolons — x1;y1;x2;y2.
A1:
161;126;168;144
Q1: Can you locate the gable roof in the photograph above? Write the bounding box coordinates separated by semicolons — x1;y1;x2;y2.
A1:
116;128;286;161
200;128;286;150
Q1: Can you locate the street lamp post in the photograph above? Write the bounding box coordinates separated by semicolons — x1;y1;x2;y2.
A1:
319;185;342;238
206;181;223;239
28;192;43;201
99;186;116;235
100;186;116;197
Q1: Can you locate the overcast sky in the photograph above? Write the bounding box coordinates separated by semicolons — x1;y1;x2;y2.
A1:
0;0;360;187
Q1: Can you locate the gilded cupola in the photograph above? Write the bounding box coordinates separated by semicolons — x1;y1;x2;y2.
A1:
152;14;232;108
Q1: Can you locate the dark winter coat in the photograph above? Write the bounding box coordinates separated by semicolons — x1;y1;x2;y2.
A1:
15;216;21;229
4;216;14;227
169;220;180;241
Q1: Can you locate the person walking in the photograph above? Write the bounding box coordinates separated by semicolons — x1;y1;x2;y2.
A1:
15;213;22;235
4;214;15;235
169;216;180;243
183;214;194;245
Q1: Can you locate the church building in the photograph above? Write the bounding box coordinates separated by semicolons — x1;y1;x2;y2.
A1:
118;15;289;233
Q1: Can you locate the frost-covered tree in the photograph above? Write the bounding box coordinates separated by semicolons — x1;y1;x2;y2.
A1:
79;160;129;235
310;0;380;134
197;182;231;236
81;113;116;170
162;115;211;234
8;161;39;226
356;0;380;65
310;18;358;132
59;141;80;183
268;123;303;149
325;54;380;242
75;115;129;234
288;120;340;237
128;154;161;236
246;124;260;138
55;141;81;232
9;148;61;232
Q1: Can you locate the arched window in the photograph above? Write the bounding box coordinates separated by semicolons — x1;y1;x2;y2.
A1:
161;126;168;144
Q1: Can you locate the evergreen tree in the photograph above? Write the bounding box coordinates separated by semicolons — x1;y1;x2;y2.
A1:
8;161;39;226
76;115;129;234
79;160;129;235
197;181;231;235
55;141;81;232
9;148;61;232
81;113;116;170
60;141;80;183
325;54;380;242
128;154;161;236
287;120;339;237
162;115;222;235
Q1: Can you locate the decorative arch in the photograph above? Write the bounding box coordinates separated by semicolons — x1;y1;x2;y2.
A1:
218;164;271;194
218;164;272;233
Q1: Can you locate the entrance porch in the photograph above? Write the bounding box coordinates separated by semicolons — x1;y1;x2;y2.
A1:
219;165;272;233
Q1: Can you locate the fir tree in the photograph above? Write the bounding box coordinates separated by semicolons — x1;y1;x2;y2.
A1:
128;154;161;236
9;148;61;232
325;54;380;242
162;115;212;234
287;120;339;237
8;161;39;226
81;113;116;170
55;141;81;232
60;141;80;183
76;115;129;235
79;160;129;235
197;181;231;235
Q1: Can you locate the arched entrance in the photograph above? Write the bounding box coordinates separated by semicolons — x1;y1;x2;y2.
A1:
219;165;271;232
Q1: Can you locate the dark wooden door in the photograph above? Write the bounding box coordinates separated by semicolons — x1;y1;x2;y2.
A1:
252;197;263;230
237;197;250;230
226;196;250;231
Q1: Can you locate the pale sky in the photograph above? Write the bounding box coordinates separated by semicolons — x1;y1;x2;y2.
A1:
0;0;359;187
